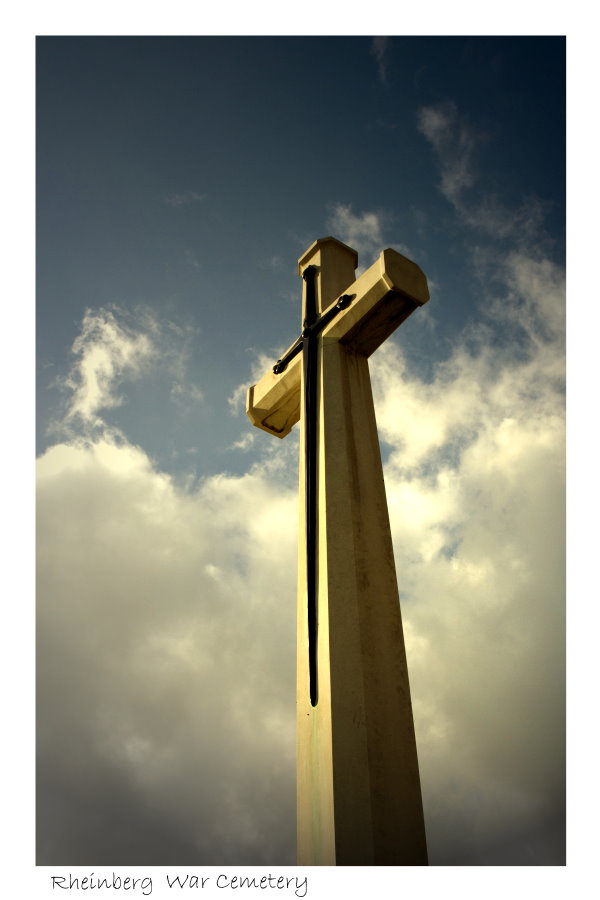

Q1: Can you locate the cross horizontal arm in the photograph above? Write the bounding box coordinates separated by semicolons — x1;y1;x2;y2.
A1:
246;248;429;438
320;248;428;353
246;350;302;438
273;335;304;375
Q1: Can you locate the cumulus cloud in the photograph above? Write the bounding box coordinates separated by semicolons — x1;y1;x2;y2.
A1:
37;436;298;864
37;235;565;865
370;248;565;863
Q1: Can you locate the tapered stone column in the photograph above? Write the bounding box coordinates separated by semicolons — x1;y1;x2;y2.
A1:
247;237;429;865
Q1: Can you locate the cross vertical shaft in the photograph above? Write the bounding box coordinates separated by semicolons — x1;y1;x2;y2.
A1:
302;265;319;706
297;240;426;864
247;237;429;865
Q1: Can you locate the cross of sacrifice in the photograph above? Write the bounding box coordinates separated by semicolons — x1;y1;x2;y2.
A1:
246;237;429;866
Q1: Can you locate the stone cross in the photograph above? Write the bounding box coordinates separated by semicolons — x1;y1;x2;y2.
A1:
247;237;429;865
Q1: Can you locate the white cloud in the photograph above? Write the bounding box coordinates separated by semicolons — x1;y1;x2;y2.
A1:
371;247;565;863
37;435;298;864
399;102;565;859
62;307;156;429
230;432;255;451
50;307;206;439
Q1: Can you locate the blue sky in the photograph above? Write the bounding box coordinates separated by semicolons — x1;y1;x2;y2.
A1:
34;34;567;878
36;36;565;478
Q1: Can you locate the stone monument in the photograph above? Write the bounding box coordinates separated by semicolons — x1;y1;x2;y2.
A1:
247;237;429;865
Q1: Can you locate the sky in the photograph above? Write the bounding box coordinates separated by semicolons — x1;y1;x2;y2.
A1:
33;34;568;874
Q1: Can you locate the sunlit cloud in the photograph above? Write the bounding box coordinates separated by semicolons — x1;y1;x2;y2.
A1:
62;307;156;430
49;307;207;440
370;241;565;863
37;436;298;864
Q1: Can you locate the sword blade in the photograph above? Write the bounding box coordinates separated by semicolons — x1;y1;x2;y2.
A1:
303;266;319;707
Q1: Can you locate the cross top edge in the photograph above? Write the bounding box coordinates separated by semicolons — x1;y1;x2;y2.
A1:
297;237;359;276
